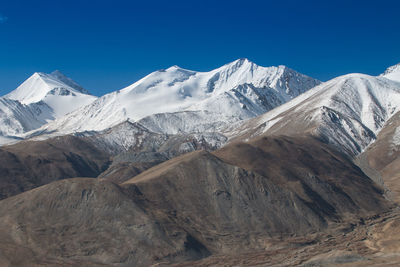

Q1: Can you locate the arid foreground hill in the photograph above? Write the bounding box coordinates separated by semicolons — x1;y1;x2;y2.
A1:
0;133;394;266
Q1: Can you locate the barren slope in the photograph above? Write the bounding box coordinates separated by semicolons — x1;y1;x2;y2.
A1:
0;135;110;199
124;136;389;254
0;178;209;266
361;111;400;203
0;135;391;266
228;73;400;157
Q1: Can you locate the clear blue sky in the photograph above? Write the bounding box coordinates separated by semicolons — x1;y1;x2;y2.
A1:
0;0;399;96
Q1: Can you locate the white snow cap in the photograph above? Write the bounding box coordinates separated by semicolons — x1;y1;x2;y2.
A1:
5;70;91;104
381;62;400;83
4;70;97;118
30;59;320;135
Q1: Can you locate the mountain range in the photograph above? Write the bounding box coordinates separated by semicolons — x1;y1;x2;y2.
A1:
0;59;400;266
0;59;320;143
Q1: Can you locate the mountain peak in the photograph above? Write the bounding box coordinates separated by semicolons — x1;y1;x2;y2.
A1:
49;70;89;94
381;62;400;82
167;65;180;70
225;58;253;68
165;65;184;72
5;71;91;104
50;69;64;76
234;58;250;64
32;72;47;78
382;62;400;74
164;65;197;75
50;70;70;81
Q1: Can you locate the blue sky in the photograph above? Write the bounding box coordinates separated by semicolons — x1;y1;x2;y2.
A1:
0;0;399;96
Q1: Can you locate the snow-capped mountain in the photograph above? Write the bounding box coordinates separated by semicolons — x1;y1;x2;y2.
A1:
5;70;97;118
0;70;97;144
230;72;400;156
381;62;400;83
0;98;53;137
28;59;320;136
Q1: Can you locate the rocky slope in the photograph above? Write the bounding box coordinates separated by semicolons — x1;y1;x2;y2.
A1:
0;178;209;266
361;110;400;203
0;134;390;266
0;135;110;200
228;72;400;157
0;98;53;137
91;121;228;183
0;120;228;198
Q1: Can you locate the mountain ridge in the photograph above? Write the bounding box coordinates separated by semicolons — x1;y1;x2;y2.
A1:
227;72;400;157
381;62;400;82
23;59;320;138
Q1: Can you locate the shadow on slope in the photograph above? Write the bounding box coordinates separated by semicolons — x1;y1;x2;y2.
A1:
0;135;390;266
0;135;111;200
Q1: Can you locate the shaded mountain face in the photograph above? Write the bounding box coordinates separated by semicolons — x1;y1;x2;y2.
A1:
0;135;390;266
213;135;387;216
0;135;110;200
124;136;387;252
361;111;400;203
229;73;400;157
0;178;210;266
28;59;320;137
0;120;228;198
80;120;227;155
84;120;228;183
0;98;53;137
